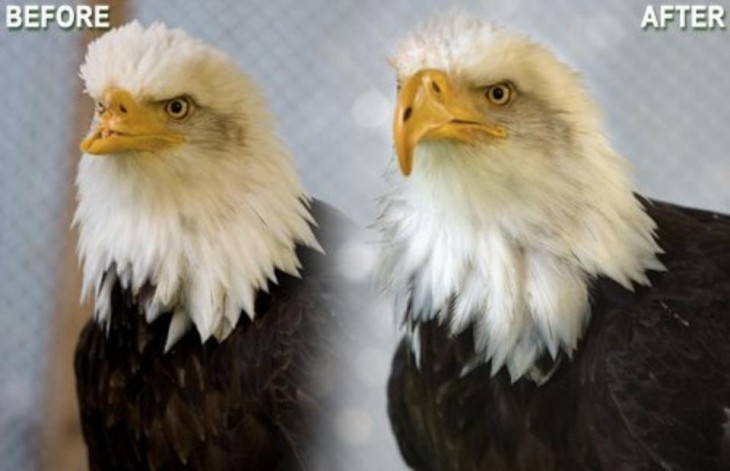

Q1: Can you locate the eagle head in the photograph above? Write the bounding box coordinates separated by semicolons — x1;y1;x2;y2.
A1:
390;14;614;215
75;21;317;350
80;21;262;162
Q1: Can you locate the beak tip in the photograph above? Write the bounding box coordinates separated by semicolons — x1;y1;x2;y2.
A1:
396;150;413;177
79;140;91;154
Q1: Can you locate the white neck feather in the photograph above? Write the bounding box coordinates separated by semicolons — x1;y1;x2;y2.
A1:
75;138;318;351
377;140;663;381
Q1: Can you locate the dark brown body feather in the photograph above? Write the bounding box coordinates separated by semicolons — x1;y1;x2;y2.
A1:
388;199;730;470
75;202;347;470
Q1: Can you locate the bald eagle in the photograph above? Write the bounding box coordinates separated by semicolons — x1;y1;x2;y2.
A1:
377;15;730;470
73;22;345;470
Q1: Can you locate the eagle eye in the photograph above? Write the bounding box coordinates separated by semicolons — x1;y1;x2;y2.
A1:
485;83;512;106
165;97;191;119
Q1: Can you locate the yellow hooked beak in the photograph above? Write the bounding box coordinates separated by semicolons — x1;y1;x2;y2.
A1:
393;69;508;176
80;89;185;155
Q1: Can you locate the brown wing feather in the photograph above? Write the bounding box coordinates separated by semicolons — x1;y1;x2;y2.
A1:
580;200;730;469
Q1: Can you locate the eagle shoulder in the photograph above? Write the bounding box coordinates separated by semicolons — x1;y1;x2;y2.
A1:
580;199;730;470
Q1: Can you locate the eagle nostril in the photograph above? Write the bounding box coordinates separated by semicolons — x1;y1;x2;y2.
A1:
403;107;412;122
119;103;128;114
432;81;441;94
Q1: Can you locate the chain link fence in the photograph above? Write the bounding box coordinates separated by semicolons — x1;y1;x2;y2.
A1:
0;0;728;469
0;0;77;467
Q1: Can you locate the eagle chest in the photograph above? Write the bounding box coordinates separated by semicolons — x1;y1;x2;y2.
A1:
74;278;318;470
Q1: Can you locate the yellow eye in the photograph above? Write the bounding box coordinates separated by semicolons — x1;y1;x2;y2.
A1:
485;83;512;105
164;97;190;119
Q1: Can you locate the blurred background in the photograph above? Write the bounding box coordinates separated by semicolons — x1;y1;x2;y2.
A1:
0;0;728;469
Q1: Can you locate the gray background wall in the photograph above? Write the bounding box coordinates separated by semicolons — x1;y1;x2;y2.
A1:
0;0;728;469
